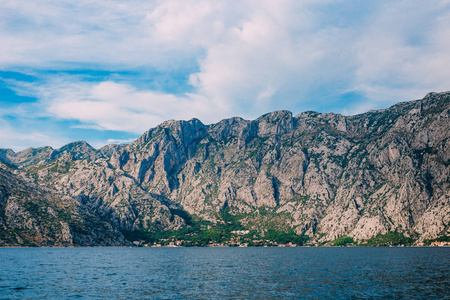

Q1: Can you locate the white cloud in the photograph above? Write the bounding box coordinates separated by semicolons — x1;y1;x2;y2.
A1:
144;0;229;47
352;1;450;104
8;77;226;133
147;0;450;113
188;2;344;113
0;0;185;69
105;138;135;145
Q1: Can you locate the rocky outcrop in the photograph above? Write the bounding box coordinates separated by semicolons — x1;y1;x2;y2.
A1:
0;164;126;246
0;91;449;245
1;141;123;169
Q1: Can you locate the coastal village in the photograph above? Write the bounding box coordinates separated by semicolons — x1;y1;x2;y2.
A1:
132;239;450;247
423;241;450;247
132;230;302;247
130;229;450;247
133;240;450;247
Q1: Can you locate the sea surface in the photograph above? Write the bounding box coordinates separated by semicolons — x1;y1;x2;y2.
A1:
0;247;449;299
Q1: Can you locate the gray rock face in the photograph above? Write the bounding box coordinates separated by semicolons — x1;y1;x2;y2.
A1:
0;91;449;245
0;165;126;246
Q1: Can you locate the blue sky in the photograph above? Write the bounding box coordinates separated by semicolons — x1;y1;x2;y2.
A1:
1;0;449;151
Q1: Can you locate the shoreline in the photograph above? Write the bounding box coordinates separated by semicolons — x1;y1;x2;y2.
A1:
1;245;448;248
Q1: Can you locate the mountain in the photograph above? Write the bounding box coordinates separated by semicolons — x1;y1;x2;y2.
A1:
1;91;449;246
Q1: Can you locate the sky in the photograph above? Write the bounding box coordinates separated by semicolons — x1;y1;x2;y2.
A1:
1;0;449;151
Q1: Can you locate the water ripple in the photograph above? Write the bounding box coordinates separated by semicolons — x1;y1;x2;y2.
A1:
0;247;448;299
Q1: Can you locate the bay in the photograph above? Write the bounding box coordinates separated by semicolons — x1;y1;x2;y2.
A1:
0;247;449;299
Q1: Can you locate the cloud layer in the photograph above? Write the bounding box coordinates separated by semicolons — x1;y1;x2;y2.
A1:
1;0;449;149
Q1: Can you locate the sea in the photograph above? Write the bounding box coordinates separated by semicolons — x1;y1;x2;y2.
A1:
0;247;448;299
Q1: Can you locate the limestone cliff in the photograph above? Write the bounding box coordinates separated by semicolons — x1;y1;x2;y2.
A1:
1;91;449;245
0;164;126;246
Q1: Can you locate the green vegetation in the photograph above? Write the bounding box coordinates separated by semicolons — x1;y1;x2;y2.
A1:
121;210;309;247
361;231;415;246
332;236;354;246
48;160;73;174
264;229;309;245
218;207;246;231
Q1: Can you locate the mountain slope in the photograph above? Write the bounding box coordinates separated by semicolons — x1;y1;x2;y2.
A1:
0;164;126;246
1;91;449;245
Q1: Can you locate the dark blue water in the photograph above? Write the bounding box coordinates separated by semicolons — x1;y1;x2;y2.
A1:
0;247;449;299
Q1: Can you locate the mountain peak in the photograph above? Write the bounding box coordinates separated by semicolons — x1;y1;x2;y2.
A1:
1;92;449;246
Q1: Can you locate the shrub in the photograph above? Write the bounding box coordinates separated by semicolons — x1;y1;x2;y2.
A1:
332;236;354;246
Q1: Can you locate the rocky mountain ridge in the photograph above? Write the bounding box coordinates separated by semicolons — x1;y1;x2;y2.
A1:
0;165;126;246
1;91;449;246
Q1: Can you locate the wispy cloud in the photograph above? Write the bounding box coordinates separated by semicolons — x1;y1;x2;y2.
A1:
351;1;450;104
7;76;225;133
105;138;135;145
0;117;69;151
